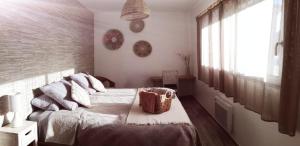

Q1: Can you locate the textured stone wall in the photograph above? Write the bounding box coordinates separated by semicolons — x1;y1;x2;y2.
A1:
0;0;94;84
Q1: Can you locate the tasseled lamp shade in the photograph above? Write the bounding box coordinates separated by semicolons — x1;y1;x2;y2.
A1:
121;0;150;21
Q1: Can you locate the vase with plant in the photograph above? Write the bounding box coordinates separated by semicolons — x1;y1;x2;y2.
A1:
177;53;191;76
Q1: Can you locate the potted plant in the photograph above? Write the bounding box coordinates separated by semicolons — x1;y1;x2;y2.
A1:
177;52;191;76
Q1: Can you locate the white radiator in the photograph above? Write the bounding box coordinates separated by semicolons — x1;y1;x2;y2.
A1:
214;95;233;133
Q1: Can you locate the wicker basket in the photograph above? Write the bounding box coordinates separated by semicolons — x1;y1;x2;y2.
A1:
139;88;173;114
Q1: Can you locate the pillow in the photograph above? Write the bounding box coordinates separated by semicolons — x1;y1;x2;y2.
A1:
47;104;60;111
87;88;97;94
31;94;60;111
88;75;107;92
70;73;95;94
70;73;89;89
71;81;91;107
40;81;78;111
60;79;72;86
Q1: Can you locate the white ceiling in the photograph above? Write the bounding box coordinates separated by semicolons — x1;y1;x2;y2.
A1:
78;0;200;12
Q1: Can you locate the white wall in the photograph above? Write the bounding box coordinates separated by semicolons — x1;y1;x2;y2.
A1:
94;11;190;88
189;0;300;146
92;1;300;145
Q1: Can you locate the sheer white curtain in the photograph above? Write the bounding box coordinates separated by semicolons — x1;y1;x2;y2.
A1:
200;14;210;84
197;0;284;121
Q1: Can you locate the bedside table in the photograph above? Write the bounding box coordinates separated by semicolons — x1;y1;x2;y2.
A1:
0;121;38;146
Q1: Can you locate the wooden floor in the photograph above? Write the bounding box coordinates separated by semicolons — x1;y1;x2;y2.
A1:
180;96;238;146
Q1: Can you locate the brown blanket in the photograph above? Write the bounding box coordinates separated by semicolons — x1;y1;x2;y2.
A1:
76;89;201;146
76;124;201;146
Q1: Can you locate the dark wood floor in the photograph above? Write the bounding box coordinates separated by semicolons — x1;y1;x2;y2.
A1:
180;96;238;146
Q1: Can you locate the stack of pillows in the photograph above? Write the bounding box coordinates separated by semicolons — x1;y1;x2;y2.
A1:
31;73;107;111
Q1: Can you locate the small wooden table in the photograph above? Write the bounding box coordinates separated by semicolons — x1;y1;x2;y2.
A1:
150;75;196;96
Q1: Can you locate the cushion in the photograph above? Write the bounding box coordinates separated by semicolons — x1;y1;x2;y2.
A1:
88;75;107;92
40;81;78;111
70;73;90;89
47;104;60;111
31;94;60;111
70;73;95;94
60;79;72;86
87;88;97;94
71;81;91;108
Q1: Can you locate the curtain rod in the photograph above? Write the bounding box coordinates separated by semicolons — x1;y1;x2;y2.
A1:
196;0;224;19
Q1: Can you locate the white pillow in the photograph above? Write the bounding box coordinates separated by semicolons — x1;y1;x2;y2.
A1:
71;81;91;108
88;75;107;92
70;73;90;89
40;81;78;111
31;94;60;111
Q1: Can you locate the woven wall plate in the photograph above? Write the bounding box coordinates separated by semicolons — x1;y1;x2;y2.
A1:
103;29;124;50
130;20;145;33
133;40;152;57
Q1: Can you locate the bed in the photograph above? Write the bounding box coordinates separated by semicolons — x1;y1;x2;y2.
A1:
29;88;201;146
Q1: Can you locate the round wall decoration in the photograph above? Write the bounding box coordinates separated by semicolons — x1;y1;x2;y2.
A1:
133;40;152;57
103;29;124;50
130;20;145;33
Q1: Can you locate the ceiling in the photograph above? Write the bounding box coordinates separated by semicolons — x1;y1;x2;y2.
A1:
78;0;200;12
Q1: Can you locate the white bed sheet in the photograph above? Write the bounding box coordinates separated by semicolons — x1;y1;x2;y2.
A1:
29;88;137;145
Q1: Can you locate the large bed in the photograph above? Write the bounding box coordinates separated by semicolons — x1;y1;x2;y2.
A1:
29;88;201;146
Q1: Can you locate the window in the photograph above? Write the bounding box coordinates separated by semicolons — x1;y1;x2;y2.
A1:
196;0;284;124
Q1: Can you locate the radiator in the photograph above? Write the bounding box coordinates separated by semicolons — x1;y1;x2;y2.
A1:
214;95;233;133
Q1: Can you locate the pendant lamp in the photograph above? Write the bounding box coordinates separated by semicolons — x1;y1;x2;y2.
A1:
121;0;150;21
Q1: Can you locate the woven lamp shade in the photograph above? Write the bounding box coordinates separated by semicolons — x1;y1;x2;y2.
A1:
121;0;150;21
